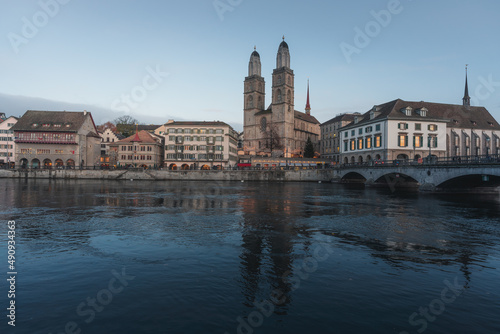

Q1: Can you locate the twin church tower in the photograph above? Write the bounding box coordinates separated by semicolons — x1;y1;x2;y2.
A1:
243;38;320;157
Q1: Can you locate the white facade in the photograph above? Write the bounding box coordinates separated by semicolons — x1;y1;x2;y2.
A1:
340;99;500;164
341;117;448;163
163;121;239;170
0;116;17;166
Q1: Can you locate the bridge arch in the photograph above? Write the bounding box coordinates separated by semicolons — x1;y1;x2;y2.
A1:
374;172;419;189
341;171;367;183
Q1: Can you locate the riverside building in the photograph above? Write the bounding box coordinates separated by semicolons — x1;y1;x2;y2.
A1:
0;116;18;168
163;120;238;170
339;73;500;163
12;110;101;168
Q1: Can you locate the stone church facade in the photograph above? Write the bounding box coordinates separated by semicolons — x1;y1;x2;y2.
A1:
243;39;320;157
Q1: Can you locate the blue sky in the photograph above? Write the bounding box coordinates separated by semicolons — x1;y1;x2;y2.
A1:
1;0;499;130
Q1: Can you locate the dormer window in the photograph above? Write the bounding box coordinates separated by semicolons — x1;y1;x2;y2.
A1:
417;107;428;117
42;123;50;127
401;107;412;116
32;123;39;128
370;111;375;120
53;123;62;128
354;116;359;124
470;120;477;126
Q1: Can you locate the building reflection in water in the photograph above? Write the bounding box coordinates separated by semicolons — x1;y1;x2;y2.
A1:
236;183;319;314
4;179;498;309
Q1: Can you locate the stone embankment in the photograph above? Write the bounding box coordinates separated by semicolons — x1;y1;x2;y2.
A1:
0;169;334;182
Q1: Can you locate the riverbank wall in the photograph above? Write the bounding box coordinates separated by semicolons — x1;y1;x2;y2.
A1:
0;169;335;182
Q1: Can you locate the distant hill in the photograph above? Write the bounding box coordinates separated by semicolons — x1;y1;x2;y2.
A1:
0;93;173;125
0;92;243;130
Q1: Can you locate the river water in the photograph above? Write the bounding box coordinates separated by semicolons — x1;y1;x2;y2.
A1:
0;179;499;334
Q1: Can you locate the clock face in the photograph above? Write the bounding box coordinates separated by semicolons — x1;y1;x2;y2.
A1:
260;117;267;132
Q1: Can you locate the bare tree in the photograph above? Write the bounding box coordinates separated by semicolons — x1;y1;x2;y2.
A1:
264;124;284;156
114;115;138;137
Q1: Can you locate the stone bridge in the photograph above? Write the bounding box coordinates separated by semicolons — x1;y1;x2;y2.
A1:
333;163;500;192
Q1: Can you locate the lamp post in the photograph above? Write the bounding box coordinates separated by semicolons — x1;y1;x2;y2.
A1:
428;135;432;164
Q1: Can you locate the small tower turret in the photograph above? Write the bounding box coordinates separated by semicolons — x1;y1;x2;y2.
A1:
463;64;471;109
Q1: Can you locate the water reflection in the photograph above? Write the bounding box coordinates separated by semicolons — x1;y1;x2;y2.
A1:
1;179;499;333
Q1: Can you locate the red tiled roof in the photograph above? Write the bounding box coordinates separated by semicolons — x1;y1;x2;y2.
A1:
116;130;161;144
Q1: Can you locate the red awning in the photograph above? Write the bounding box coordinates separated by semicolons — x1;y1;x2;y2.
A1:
238;163;252;167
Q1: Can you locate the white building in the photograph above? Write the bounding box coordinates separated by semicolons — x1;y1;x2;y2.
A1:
0;116;18;167
163;120;238;170
99;128;124;166
340;98;500;164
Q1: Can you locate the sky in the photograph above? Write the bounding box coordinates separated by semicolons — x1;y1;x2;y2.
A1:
1;0;500;131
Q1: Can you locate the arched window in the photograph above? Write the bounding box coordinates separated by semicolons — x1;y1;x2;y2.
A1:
276;89;282;103
287;90;291;104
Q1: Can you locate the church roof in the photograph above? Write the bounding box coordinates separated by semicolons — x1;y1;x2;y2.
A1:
341;99;500;130
251;50;260;58
255;109;272;116
294;110;320;124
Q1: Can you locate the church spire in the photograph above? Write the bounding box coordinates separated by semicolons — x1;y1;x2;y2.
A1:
305;79;311;115
463;64;471;109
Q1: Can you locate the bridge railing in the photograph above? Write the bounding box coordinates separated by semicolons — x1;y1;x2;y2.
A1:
337;154;500;169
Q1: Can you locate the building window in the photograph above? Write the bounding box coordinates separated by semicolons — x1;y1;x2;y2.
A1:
398;134;408;147
414;135;423;148
375;135;381;148
357;138;363;150
351;130;355;136
366;137;372;149
344;141;348;152
358;128;363;135
398;123;409;130
365;126;372;133
345;131;348;138
415;123;421;131
428;124;438;131
375;124;381;131
350;139;355;151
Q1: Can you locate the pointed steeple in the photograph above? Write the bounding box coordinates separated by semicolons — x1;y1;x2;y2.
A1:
305;79;311;115
132;124;141;142
463;64;471;109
